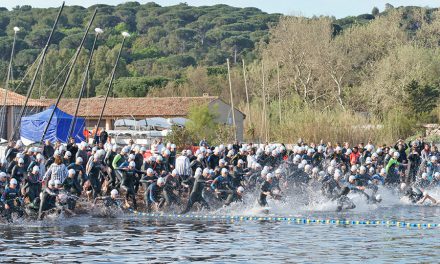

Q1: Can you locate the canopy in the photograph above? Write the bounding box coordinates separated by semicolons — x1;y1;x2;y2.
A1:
167;117;188;127
137;118;172;129
114;119;137;129
20;105;85;145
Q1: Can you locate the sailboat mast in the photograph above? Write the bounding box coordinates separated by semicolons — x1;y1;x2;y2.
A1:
9;2;65;141
0;26;20;138
40;8;98;143
93;32;130;139
67;27;103;140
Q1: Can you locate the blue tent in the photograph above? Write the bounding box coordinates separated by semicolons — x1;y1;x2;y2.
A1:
20;105;85;144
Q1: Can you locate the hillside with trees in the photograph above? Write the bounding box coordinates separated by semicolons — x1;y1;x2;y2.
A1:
2;3;440;143
0;2;280;98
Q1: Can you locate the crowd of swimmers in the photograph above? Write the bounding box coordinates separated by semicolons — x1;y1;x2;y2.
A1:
0;136;439;222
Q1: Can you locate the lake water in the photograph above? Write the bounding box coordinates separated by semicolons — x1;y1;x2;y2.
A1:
1;193;440;263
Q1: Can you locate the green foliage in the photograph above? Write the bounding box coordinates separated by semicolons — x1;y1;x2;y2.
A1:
0;3;278;99
404;80;440;115
372;7;380;16
207;66;227;76
112;76;169;97
165;124;194;148
185;104;219;141
166;104;235;147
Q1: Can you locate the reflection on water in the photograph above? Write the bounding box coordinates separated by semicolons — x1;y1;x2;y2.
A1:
0;205;439;263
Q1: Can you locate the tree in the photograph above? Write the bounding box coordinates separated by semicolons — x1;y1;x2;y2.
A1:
372;7;380;16
112;76;169;97
404;80;440;115
185;104;218;142
385;3;394;11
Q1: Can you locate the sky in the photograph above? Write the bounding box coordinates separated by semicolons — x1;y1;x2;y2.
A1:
1;0;440;18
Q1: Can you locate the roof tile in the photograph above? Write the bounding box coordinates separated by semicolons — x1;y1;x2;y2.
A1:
40;96;219;118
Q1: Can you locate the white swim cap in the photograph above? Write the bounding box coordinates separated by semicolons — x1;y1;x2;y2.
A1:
237;186;244;193
350;165;357;172
129;161;136;168
111;189;119;196
68;169;76;175
400;182;407;190
76;157;83;163
266;173;273;180
157;177;165;185
327;166;335;174
304;164;311;172
33;166;40;173
10;178;18;185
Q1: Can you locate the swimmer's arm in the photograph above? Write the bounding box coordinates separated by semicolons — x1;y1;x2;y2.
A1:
418;194;438;204
149;189;156;203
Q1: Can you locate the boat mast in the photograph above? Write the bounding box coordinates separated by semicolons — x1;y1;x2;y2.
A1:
67;27;103;140
0;26;20;138
40;8;98;143
93;31;130;140
9;2;65;141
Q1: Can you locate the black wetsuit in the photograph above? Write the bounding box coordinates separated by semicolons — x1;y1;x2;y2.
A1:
63;176;82;196
95;196;122;208
258;181;272;206
1;187;23;221
146;182;164;212
37;188;57;219
163;175;181;207
88;161;103;198
225;190;243;206
11;165;25;187
22;173;41;202
118;169;141;209
405;187;424;204
181;176;210;214
67;163;87;186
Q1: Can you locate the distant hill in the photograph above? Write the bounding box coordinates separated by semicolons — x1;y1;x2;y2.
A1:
0;3;438;100
0;2;280;98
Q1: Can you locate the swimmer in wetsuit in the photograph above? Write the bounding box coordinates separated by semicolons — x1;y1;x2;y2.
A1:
400;183;438;205
181;170;210;214
94;189;124;208
258;173;274;207
1;178;24;222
